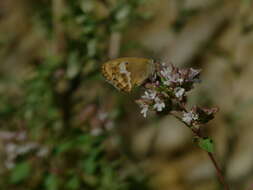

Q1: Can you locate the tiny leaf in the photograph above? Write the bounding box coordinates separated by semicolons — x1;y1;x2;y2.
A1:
10;161;31;184
198;138;214;153
66;177;80;190
45;174;59;190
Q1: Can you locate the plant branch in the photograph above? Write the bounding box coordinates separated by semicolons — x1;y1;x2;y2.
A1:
207;152;230;190
135;62;230;190
171;112;230;190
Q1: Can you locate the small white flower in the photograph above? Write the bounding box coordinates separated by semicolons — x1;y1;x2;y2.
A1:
170;73;183;83
0;131;15;140
140;104;149;118
153;97;165;112
177;77;184;83
161;66;184;85
174;87;185;98
161;62;167;67
160;67;172;78
16;132;26;141
5;160;15;169
105;121;114;130
189;68;200;79
98;112;108;121
182;111;199;124
16;143;38;155
91;128;103;136
6;143;16;153
192;114;199;120
37;147;49;157
142;90;156;100
163;80;171;86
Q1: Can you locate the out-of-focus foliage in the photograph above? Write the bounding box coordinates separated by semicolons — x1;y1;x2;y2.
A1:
0;0;151;189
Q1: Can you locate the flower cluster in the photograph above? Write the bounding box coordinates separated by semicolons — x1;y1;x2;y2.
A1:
77;104;115;136
136;62;218;127
90;110;114;136
134;62;225;186
0;131;49;169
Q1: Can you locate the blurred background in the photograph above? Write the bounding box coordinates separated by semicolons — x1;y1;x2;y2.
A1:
0;0;253;189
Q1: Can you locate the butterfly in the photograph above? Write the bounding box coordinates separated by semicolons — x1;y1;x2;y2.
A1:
102;57;155;92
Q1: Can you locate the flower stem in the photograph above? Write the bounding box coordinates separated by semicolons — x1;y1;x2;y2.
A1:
207;152;230;190
170;112;230;190
190;128;230;190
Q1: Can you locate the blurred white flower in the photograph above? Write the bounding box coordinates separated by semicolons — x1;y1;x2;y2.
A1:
91;128;103;136
161;66;184;85
160;67;172;77
182;111;199;124
189;68;200;80
140;103;149;117
174;87;185;98
0;131;15;140
176;77;184;83
5;160;15;169
16;143;38;155
170;73;183;83
98;111;108;121
105;121;114;130
142;90;156;100
16;131;27;141
163;80;171;86
6;143;17;154
37;147;49;157
4;142;44;170
153;97;165;112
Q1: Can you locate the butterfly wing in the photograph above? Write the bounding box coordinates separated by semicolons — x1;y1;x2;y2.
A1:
102;57;154;92
102;58;132;92
125;58;154;86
